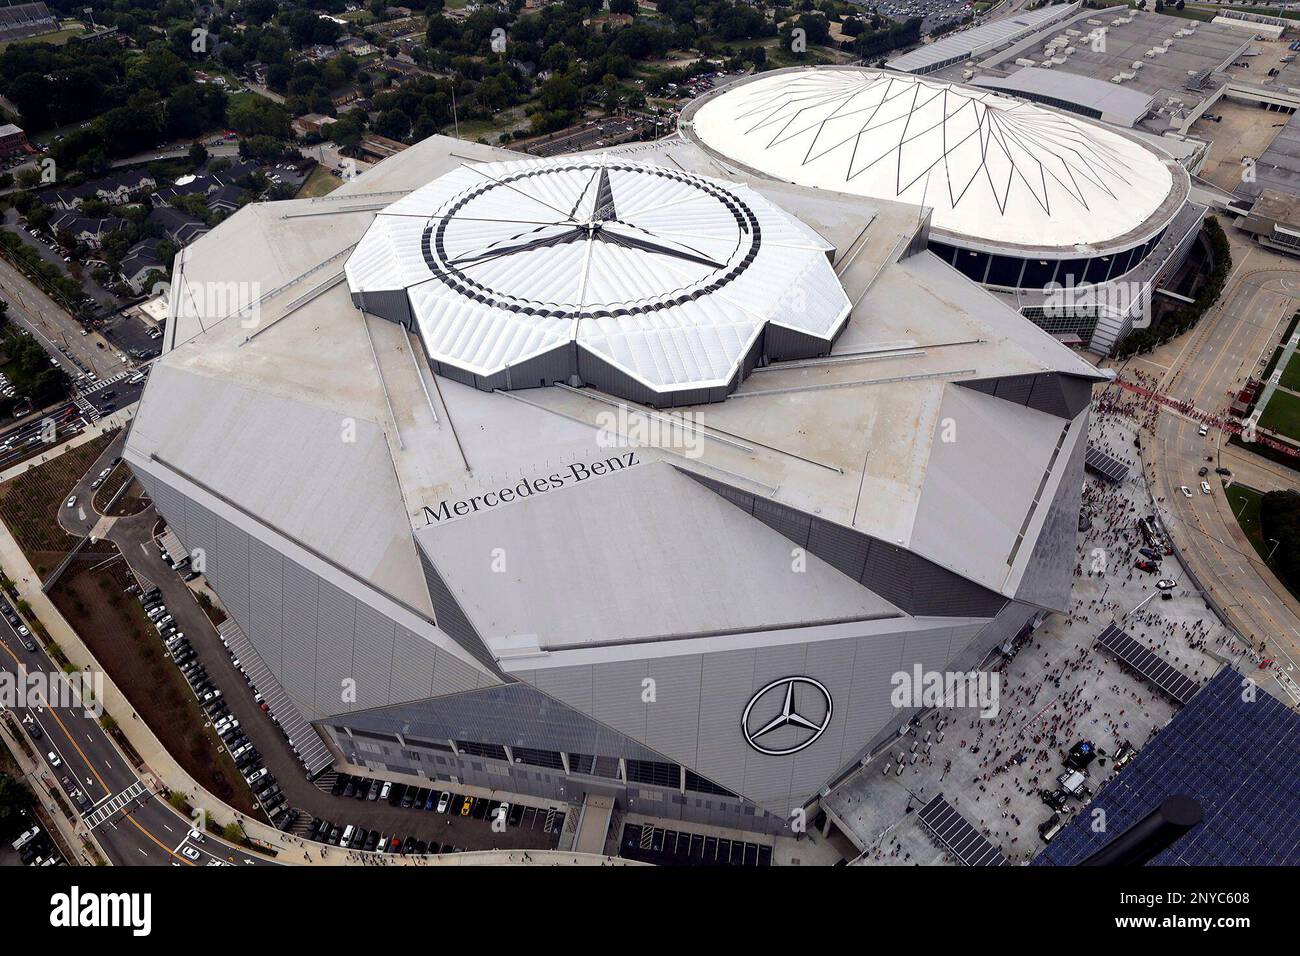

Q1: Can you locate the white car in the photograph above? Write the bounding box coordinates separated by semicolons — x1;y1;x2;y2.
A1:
188;828;204;843
1200;481;1211;494
65;496;76;508
181;846;201;861
1157;579;1177;590
437;791;450;813
1179;486;1192;498
47;751;61;768
1198;424;1208;436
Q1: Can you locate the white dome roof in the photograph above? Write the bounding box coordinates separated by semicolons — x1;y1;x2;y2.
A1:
689;68;1175;251
345;155;850;396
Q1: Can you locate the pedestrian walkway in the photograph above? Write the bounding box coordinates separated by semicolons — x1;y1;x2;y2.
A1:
85;780;151;830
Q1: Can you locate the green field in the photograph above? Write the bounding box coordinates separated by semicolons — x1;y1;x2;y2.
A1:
1225;483;1270;563
1280;350;1300;391
1259;388;1300;441
295;164;341;198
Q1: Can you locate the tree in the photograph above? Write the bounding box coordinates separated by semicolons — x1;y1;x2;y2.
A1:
188;142;209;169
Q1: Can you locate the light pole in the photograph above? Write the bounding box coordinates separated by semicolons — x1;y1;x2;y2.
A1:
1267;538;1281;563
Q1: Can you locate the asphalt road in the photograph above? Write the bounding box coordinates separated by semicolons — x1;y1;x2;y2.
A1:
0;612;272;866
1135;249;1300;692
0;256;128;379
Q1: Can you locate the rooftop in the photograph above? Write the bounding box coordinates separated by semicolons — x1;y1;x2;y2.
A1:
684;67;1179;251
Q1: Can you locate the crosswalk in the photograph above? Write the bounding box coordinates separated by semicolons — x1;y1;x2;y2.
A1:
73;397;100;424
84;779;150;830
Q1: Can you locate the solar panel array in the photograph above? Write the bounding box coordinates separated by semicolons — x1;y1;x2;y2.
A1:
917;795;1009;866
1096;622;1200;705
1035;668;1300;865
1085;446;1130;484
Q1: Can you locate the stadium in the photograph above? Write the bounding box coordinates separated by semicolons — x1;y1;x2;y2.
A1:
123;95;1103;835
683;67;1205;355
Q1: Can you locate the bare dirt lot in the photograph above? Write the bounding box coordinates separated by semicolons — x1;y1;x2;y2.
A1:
48;552;261;817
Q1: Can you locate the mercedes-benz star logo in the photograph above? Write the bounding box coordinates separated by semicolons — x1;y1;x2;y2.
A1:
741;677;832;756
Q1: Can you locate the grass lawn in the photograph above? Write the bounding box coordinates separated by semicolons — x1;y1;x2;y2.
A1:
1279;350;1300;391
0;24;85;52
1258;388;1300;442
295;164;342;199
1225;483;1271;563
0;431;118;578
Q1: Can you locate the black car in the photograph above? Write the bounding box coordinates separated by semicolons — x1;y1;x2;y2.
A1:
351;827;368;850
400;787;415;809
1215;467;1232;477
354;778;371;800
401;836;417;854
388;783;405;807
414;787;430;808
342;779;356;799
1138;547;1161;561
330;775;348;796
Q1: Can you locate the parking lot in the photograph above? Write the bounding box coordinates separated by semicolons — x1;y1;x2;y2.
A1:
618;823;772;867
305;772;567;859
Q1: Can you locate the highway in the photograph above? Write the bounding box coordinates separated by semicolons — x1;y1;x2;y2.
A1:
0;611;274;866
1133;243;1300;695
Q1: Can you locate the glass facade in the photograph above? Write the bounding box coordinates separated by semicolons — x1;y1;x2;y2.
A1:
928;226;1168;292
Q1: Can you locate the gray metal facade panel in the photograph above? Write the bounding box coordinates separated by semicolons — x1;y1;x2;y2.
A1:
694;649;758;799
1015;416;1087;611
415;548;498;673
835;630;907;768
183;498;219;587
356;289;413;327
430;646;483;699
808;516;868;581
590;659;650;744
350;601;396;712
326;682;663;761
1026;373;1069;419
247;537;284;675
279;556;320;717
154;481;188;543
753;496;811;547
644;655;704;769
1058;374;1096;419
792;636;861;796
532;664;595;717
992;374;1035;406
742;642;810;807
314;578;357;717
901;626;958;677
389;625;437;705
214;517;250;634
680;468;1005;618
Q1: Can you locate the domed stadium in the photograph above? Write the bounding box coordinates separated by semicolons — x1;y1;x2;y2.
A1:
684;67;1192;297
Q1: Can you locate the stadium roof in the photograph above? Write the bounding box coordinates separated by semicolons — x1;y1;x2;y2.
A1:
133;133;1104;679
885;2;1080;74
969;66;1154;128
685;68;1177;251
345;156;849;400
